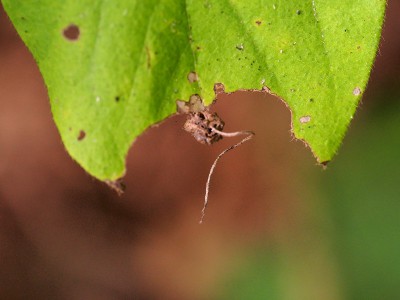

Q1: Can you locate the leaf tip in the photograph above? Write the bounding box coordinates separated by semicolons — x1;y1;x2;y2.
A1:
105;179;126;196
319;160;330;170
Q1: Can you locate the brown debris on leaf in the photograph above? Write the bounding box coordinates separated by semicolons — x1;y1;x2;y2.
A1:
184;111;225;145
177;94;254;223
63;24;80;41
178;94;225;145
176;94;205;114
213;83;225;95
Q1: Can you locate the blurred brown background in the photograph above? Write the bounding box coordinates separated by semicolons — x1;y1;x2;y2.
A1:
1;2;400;299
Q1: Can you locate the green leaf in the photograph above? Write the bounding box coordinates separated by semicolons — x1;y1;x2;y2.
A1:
2;0;385;180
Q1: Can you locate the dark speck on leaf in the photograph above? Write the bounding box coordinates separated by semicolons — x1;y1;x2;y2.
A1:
320;161;329;169
296;10;302;15
115;96;120;102
63;24;80;41
77;130;86;141
236;44;244;51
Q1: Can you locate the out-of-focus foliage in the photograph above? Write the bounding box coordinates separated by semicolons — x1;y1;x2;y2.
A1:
215;92;400;299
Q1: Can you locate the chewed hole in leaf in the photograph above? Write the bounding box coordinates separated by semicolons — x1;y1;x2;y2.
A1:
63;24;80;41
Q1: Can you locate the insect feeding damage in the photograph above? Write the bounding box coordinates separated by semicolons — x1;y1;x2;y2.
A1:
177;94;255;224
184;111;225;145
178;95;225;145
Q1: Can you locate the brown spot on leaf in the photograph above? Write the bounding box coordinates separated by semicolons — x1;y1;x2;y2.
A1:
176;94;206;114
187;71;198;83
77;130;86;141
63;24;80;41
213;83;225;95
176;100;188;114
255;20;262;26
145;46;151;69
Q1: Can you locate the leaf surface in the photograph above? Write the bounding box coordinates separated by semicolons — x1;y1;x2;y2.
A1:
2;0;386;180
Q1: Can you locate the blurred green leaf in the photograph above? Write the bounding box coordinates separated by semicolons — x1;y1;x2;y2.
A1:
3;0;385;180
320;95;400;300
214;247;279;300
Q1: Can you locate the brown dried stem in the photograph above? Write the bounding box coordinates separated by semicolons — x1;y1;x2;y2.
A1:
199;128;255;224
